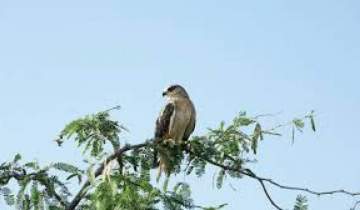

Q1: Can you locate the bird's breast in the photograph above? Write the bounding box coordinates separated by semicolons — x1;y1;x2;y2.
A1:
168;99;192;142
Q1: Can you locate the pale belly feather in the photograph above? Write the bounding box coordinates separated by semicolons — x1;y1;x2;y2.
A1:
168;100;191;143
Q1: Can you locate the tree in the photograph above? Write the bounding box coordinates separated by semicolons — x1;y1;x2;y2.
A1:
0;106;358;210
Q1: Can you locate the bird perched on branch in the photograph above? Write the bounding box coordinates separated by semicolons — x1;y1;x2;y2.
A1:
154;84;196;177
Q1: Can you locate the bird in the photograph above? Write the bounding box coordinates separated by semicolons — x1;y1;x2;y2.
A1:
153;84;196;177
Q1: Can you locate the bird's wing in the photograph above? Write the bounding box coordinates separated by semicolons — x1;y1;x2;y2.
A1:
155;102;175;138
183;100;196;141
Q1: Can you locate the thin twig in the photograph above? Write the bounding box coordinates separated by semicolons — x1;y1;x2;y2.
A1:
261;176;360;197
351;200;360;210
252;111;283;120
190;151;360;209
103;105;121;113
258;179;283;210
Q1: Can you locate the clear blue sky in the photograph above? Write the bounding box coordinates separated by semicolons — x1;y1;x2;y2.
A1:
1;0;359;209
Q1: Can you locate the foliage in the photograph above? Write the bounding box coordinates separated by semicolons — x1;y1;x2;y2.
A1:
0;154;72;210
293;195;308;210
55;107;125;157
0;108;319;210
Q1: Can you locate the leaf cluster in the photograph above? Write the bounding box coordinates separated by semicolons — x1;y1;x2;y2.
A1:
293;195;308;210
0;108;317;210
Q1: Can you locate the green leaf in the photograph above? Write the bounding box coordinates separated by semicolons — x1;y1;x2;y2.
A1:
49;206;65;210
4;194;15;206
216;170;225;189
66;173;82;184
251;123;262;154
163;177;170;192
16;177;30;209
219;121;225;130
293;195;308;210
293;118;304;132
53;162;82;174
30;182;41;210
13;153;22;163
0;187;11;195
87;165;96;185
1;187;15;206
310;115;316;132
236;116;255;126
23;194;31;210
202;203;228;210
24;161;38;170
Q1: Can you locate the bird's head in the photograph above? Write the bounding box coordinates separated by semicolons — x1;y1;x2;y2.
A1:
162;84;189;99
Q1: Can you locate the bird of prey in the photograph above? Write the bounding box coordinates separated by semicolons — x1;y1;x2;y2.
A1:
154;84;196;176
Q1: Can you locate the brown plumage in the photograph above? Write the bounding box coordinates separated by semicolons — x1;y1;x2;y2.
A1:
154;84;196;177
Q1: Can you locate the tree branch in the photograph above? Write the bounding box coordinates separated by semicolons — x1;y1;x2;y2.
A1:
66;138;360;210
66;141;150;210
259;175;360;197
190;151;360;209
6;170;67;207
258;179;283;210
351;200;360;210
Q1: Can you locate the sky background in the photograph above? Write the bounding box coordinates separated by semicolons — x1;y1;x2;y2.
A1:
1;0;360;209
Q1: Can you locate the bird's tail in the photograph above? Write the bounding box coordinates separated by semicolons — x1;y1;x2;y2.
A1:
157;159;164;182
154;140;184;181
156;150;172;181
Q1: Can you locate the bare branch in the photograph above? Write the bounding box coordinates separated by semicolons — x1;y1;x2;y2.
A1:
252;111;283;120
351;200;360;210
258;179;283;210
190;151;360;209
260;176;360;197
103;105;121;113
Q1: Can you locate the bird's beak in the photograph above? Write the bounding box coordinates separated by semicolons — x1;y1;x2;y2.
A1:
162;91;167;97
